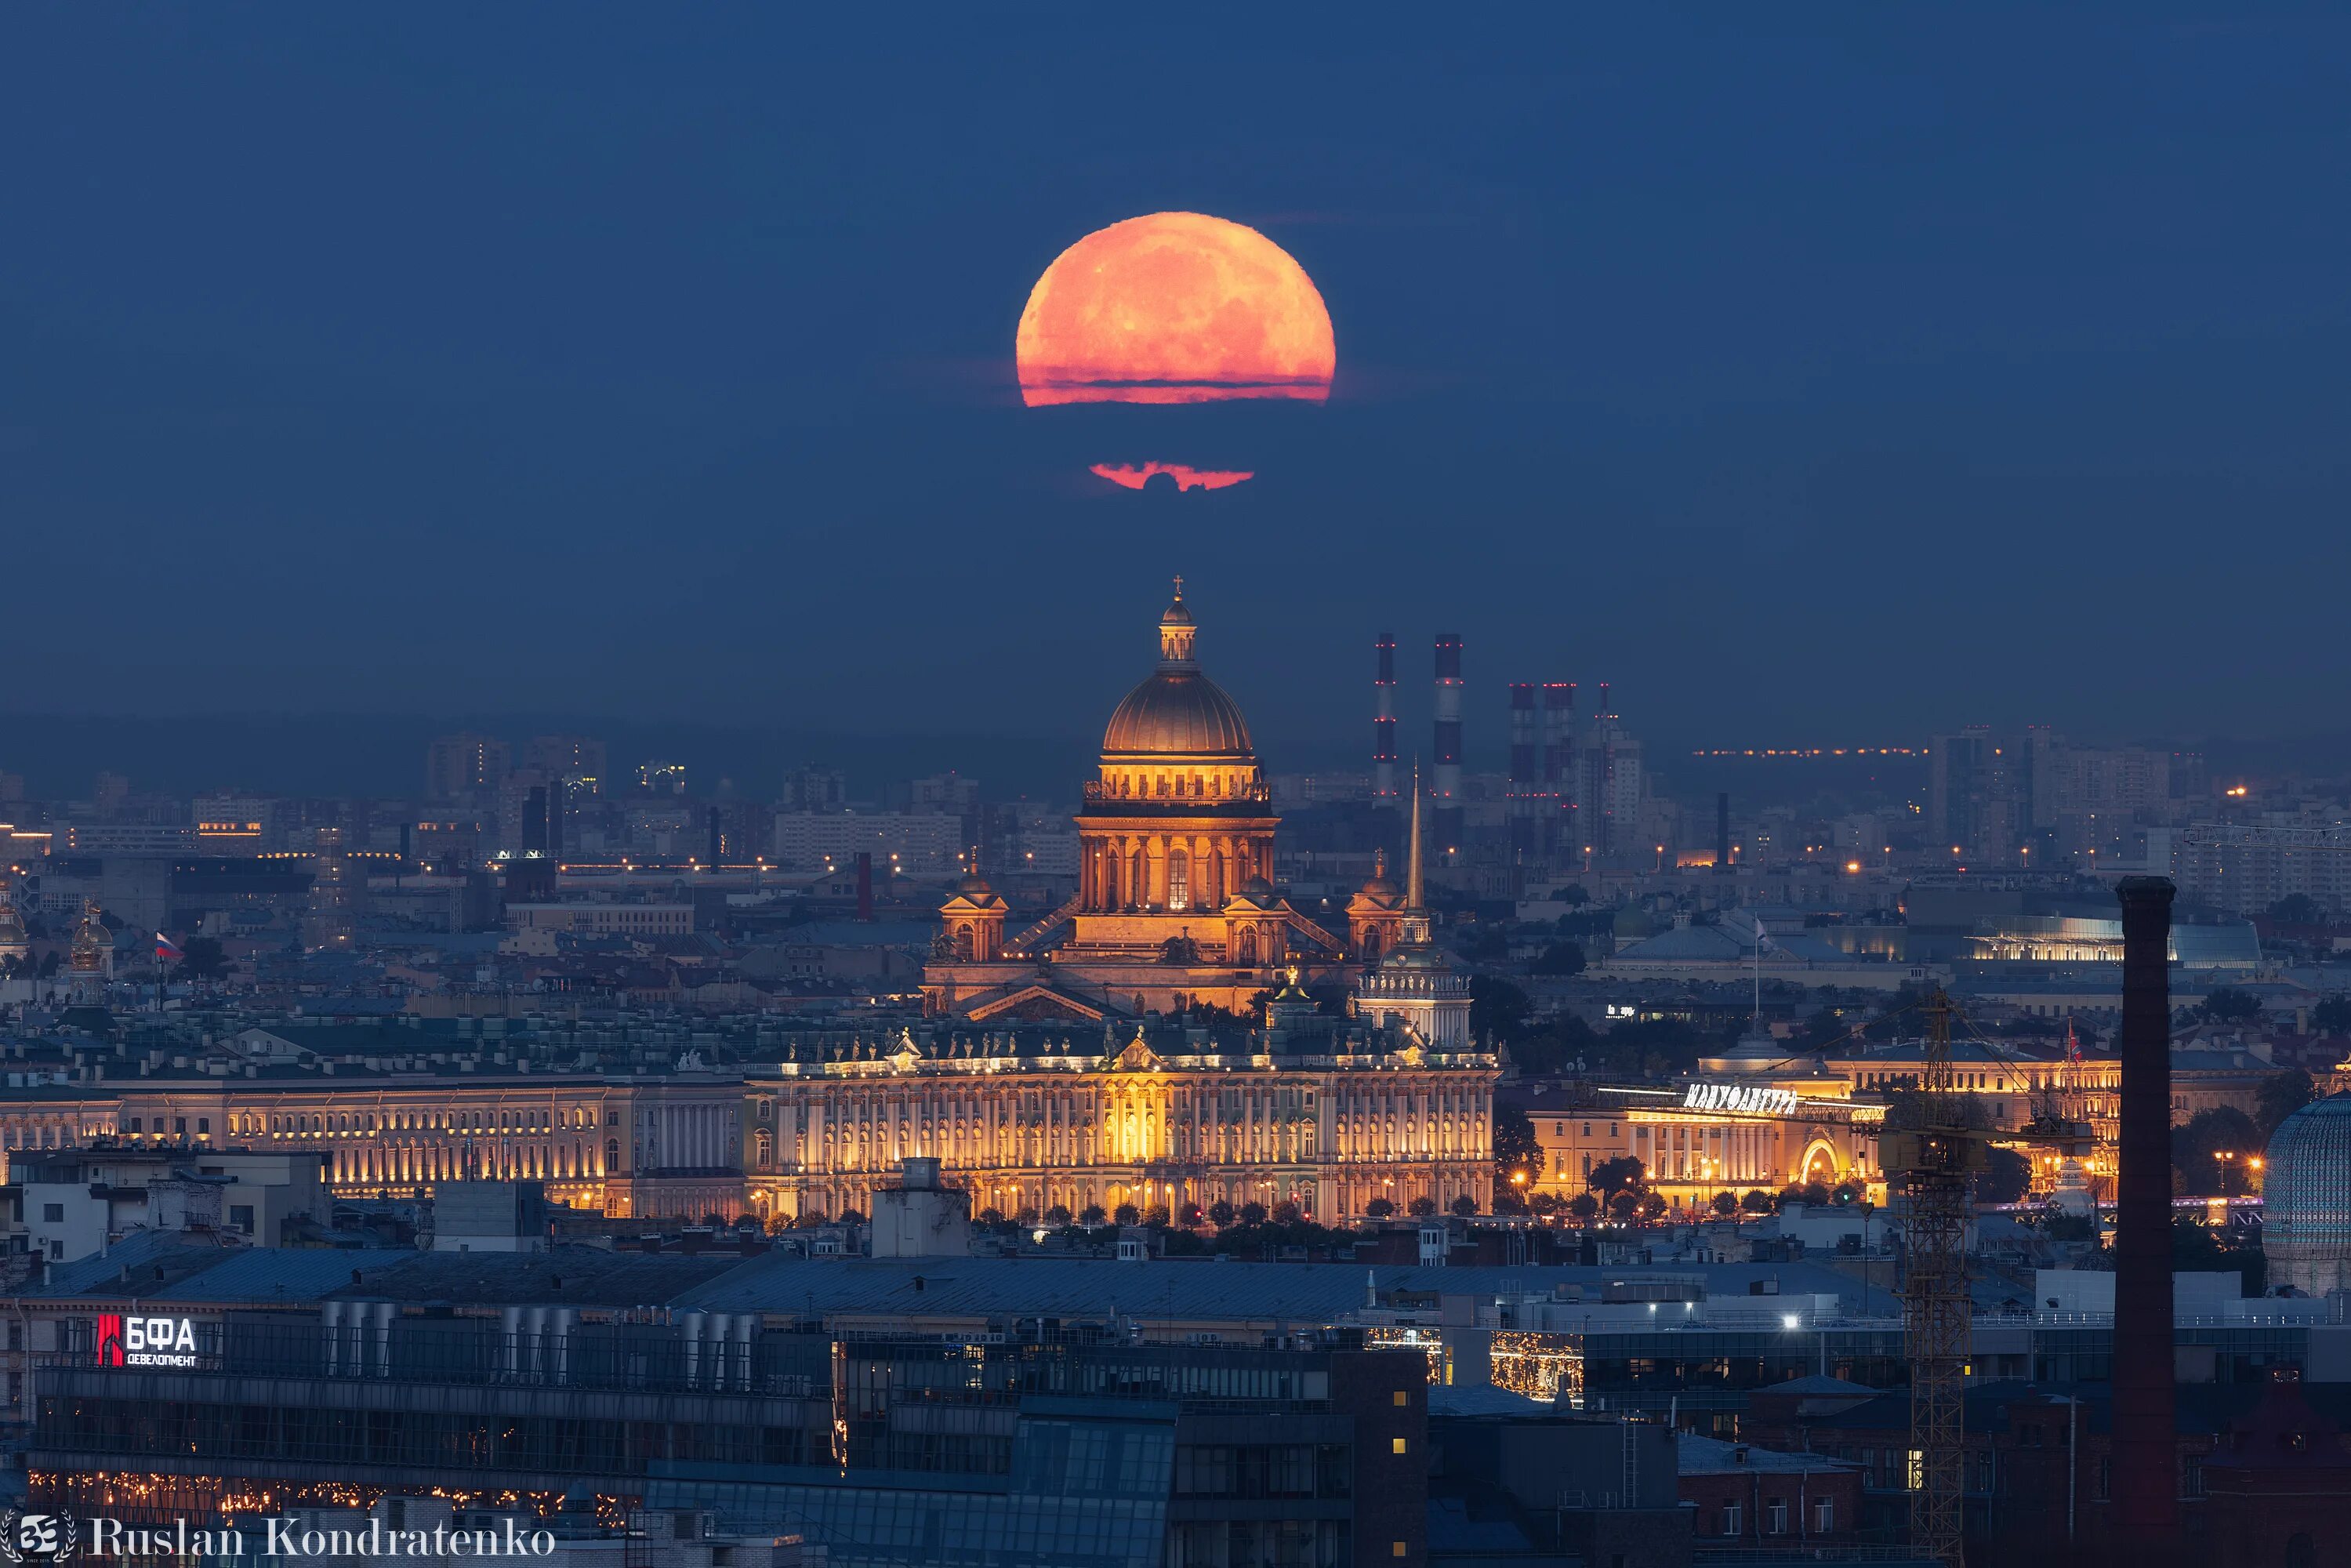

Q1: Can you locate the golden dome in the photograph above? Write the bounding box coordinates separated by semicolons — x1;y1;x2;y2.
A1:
1101;579;1255;759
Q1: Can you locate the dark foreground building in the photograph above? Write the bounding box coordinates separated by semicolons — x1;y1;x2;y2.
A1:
27;1309;1424;1568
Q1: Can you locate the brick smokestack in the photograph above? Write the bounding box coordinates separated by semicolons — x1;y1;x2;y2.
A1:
1507;683;1539;859
855;851;874;923
1373;633;1398;804
2112;876;2179;1552
1433;633;1464;865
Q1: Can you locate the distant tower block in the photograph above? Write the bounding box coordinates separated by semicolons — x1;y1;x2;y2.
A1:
1507;684;1541;860
1433;634;1464;866
1542;681;1577;858
1372;633;1399;805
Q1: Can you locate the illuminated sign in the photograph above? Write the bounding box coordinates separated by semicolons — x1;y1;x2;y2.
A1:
1682;1082;1800;1116
96;1313;201;1368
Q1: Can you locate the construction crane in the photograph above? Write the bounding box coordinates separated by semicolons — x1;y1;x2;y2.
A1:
1879;990;1985;1568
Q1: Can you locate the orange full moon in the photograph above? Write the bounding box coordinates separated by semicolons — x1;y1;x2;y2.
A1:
1016;212;1335;406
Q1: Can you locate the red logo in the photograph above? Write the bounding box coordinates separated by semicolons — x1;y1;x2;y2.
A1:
93;1315;123;1367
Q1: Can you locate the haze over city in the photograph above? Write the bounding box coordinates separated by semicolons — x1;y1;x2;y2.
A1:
0;13;2348;1568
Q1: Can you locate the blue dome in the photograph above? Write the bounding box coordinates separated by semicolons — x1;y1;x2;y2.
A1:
2262;1092;2351;1297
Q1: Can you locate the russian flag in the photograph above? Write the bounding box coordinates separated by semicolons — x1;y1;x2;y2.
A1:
155;931;184;964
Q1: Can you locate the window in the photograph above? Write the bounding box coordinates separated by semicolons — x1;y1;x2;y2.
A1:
229;1205;255;1231
197;1118;209;1134
1812;1497;1834;1533
1391;1438;1409;1455
41;1204;62;1224
2180;1454;2204;1499
1391;1544;1406;1560
1392;1391;1409;1407
1720;1504;1741;1537
127;1119;142;1134
2095;1458;2111;1501
1765;1500;1787;1535
174;1118;187;1134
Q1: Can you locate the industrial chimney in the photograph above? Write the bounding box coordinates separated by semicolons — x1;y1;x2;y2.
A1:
1433;634;1464;865
2111;876;2179;1554
1373;633;1398;806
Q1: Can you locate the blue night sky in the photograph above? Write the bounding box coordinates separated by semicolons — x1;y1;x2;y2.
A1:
3;9;2348;775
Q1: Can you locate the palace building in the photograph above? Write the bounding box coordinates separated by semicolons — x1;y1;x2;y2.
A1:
922;582;1359;1022
756;753;1497;1224
0;1058;746;1222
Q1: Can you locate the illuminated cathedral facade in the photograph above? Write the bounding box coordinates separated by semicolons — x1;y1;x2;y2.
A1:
740;583;1501;1225
923;581;1359;1022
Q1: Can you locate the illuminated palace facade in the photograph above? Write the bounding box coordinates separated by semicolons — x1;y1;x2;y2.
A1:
0;1070;746;1221
923;583;1359;1022
741;1003;1500;1224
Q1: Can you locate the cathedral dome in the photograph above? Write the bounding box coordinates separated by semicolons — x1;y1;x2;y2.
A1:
2264;1092;2351;1298
1101;579;1255;758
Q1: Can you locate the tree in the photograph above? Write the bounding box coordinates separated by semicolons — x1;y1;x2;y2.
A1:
2173;1105;2262;1196
1606;1192;1638;1221
1740;1189;1775;1214
1832;1180;1865;1207
1528;1191;1563;1216
1112;1203;1141;1226
1508;1014;1598;1076
1568;1192;1599;1220
1638;1192;1667;1222
1178;1202;1203;1228
1977;1146;2031;1206
1587;1156;1645;1200
976;1207;1003;1225
1144;1203;1173;1229
1710;1191;1740;1217
2315;994;2351;1037
1463;927;1509;964
1239;1200;1269;1225
1469;976;1533;1041
1449;1195;1477;1218
2200;985;2262;1024
1270;1200;1301;1224
2255;1069;2315;1138
1080;1203;1108;1226
1493;1109;1543;1207
1364;1196;1395;1218
2269;893;2324;924
1206;1200;1235;1229
1044;1204;1072;1226
838;1207;865;1225
172;935;230;983
1531;942;1586;977
1406;1196;1437;1218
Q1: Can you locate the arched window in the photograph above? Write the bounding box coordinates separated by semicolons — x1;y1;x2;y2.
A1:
605;1138;621;1174
1362;930;1383;962
755;1130;774;1170
1235;927;1258;967
954;924;974;960
1167;850;1190;912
